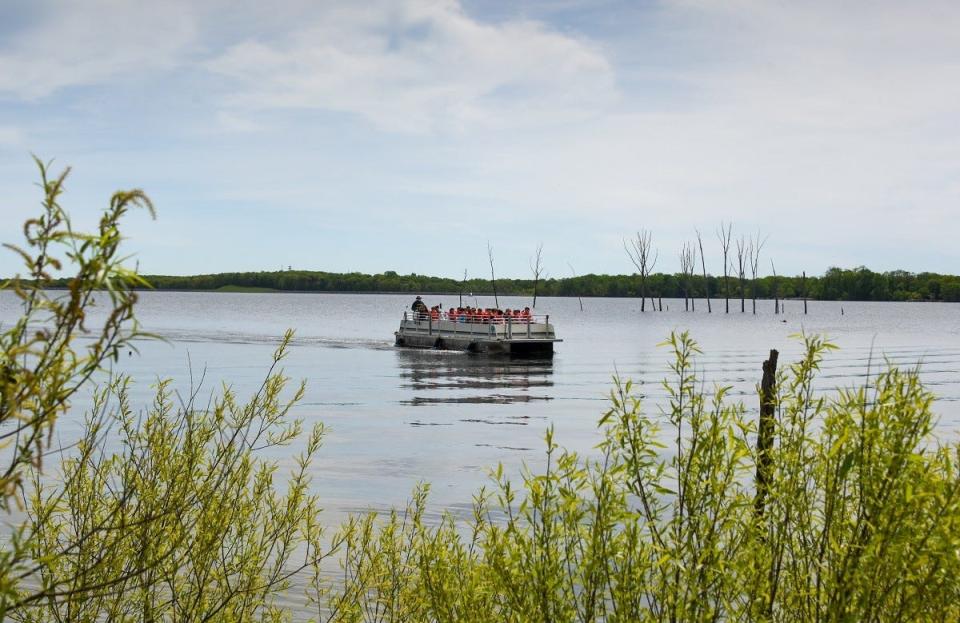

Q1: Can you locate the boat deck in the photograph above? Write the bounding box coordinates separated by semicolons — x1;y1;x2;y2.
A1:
394;312;560;355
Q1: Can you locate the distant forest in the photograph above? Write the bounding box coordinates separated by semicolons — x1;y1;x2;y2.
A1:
134;267;960;302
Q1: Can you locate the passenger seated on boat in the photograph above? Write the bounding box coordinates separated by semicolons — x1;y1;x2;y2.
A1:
522;307;532;321
448;308;456;321
430;306;440;321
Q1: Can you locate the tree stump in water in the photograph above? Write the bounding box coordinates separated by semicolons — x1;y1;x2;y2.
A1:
754;349;779;517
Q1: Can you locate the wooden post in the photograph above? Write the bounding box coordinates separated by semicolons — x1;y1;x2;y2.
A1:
754;349;779;517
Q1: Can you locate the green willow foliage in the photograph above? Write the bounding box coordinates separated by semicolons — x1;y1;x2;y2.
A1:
15;340;333;622
323;334;960;622
3;163;960;621
1;162;336;620
0;158;152;508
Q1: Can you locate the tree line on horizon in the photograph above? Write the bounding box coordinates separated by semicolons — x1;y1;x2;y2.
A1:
126;266;960;303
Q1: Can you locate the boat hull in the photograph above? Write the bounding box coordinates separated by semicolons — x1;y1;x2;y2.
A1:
394;316;560;356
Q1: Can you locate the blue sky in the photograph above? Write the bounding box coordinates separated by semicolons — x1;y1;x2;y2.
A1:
1;0;958;279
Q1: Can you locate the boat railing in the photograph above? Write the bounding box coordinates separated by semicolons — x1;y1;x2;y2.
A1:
400;310;554;340
403;310;550;325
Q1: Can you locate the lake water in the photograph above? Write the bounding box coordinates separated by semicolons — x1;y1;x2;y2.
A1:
3;291;960;524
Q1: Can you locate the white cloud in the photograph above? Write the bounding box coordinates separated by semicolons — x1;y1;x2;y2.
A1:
369;0;960;271
2;0;958;275
0;1;198;99
0;126;24;147
205;0;617;133
678;1;960;131
213;111;263;134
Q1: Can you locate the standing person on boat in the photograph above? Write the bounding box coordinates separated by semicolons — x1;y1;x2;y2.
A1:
411;296;428;317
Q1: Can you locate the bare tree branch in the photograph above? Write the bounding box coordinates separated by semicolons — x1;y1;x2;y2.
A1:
716;222;733;313
735;236;748;313
529;242;545;309
748;232;768;315
696;229;711;313
487;242;499;309
624;230;658;312
679;242;697;312
567;262;584;312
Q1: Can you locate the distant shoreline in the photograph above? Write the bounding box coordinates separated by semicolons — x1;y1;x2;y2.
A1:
14;266;960;303
118;288;955;304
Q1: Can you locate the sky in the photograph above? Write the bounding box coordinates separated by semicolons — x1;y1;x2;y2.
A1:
1;0;958;279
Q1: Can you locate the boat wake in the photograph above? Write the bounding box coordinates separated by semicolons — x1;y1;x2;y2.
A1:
139;329;394;351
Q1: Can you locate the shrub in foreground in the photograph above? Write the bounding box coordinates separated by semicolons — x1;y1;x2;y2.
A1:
321;333;960;622
2;163;959;621
0;162;334;620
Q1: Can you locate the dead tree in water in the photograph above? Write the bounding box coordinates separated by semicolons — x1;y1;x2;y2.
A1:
487;242;499;309
459;268;467;307
802;271;808;315
696;229;711;312
567;262;584;311
624;230;658;312
679;242;696;312
735;236;749;313
770;260;779;314
529;242;545;309
717;222;733;313
749;232;767;315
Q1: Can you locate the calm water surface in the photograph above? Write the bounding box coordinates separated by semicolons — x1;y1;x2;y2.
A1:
3;291;960;524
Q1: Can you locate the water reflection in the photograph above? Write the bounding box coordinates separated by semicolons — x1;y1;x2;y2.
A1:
394;348;554;406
